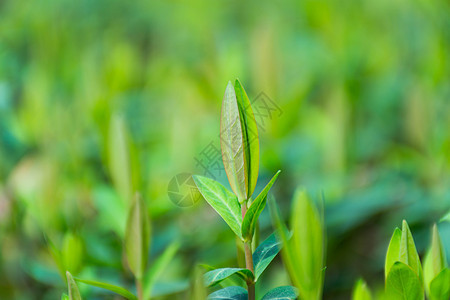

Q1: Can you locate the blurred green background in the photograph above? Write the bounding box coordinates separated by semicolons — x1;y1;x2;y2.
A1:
0;0;449;299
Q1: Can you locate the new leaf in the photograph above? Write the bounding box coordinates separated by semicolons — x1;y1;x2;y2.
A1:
220;80;259;202
242;170;280;240
424;224;448;297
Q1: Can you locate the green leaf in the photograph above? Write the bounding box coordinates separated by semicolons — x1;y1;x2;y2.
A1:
108;114;132;204
74;277;137;300
429;268;450;300
207;286;248;300
286;189;325;300
242;171;281;240
61;293;69;300
261;286;298;300
204;268;254;286
385;262;424;300
234;78;259;198
220;81;248;202
385;228;402;280
399;220;423;281
61;232;83;275
143;241;180;300
253;233;282;281
66;271;82;300
193;175;242;238
352;278;372;300
125;193;151;279
424;224;448;296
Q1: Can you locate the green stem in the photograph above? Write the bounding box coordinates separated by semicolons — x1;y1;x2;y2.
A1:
136;278;143;300
241;202;255;300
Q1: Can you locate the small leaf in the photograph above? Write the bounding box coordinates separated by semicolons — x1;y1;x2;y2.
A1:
261;286;298;300
234;79;259;198
424;224;448;296
220;81;247;202
61;293;69;300
385;262;424;300
287;189;325;300
143;241;180;300
352;278;372;300
207;286;248;300
242;171;281;240
385;228;402;280
74;277;137;300
108;114;133;204
204;268;254;286
66;271;82;300
253;233;282;281
193;175;242;238
429;268;450;300
62;232;83;275
125;193;151;279
399;220;423;281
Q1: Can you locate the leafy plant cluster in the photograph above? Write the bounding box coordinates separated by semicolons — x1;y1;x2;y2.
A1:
56;80;448;300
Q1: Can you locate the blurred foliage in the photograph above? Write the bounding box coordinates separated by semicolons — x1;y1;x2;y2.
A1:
0;0;449;299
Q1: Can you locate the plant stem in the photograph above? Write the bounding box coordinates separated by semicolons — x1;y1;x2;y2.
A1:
241;202;255;300
136;278;143;300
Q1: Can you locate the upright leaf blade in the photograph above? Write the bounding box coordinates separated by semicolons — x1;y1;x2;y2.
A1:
193;175;242;238
143;241;180;300
242;171;281;240
66;271;82;300
62;232;84;275
424;224;448;296
289;189;325;300
204;268;254;286
207;286;248;300
74;278;137;300
234;79;259;198
352;279;372;300
220;81;247;202
108;114;132;204
385;228;402;280
385;262;424;300
253;233;282;281
125;193;150;279
261;286;298;300
399;220;423;281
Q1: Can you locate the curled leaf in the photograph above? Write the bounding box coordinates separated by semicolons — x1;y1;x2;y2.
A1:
220;80;259;203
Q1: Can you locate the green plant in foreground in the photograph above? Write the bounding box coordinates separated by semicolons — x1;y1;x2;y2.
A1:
352;220;450;300
194;79;326;300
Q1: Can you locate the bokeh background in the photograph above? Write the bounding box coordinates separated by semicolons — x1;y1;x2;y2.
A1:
0;0;449;299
